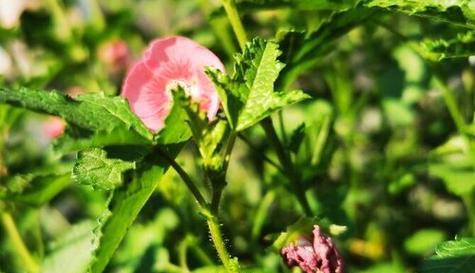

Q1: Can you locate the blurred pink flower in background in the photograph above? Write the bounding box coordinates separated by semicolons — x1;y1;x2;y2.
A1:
121;36;224;132
0;0;39;29
43;116;65;139
281;225;344;273
98;39;131;74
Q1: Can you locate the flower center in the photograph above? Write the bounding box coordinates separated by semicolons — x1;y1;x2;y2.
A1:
165;79;201;100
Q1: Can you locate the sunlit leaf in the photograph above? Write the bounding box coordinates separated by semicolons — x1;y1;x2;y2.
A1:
207;38;310;132
421;237;475;273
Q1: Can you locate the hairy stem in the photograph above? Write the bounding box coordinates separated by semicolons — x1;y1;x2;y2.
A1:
220;0;248;50
1;212;39;273
205;213;239;273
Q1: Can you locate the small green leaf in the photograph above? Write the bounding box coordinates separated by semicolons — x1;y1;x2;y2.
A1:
72;148;136;191
421;237;475;273
155;89;192;145
171;87;232;173
272;219;313;250
207;38;310;132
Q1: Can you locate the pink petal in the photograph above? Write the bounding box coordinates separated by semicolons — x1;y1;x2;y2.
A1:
122;61;172;132
281;225;345;273
121;36;224;133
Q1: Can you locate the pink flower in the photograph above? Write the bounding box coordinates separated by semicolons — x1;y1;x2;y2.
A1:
281;225;344;273
43;116;65;138
98;39;131;74
121;36;224;132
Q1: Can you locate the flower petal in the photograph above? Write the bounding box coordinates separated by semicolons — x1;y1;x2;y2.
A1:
121;61;172;132
121;36;224;133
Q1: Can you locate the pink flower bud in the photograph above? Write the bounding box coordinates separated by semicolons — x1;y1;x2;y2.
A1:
281;225;344;273
43;116;65;139
121;36;224;132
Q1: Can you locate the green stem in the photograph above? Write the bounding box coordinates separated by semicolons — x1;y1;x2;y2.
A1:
238;133;284;173
1;212;39;273
261;117;313;216
190;243;214;266
220;0;248;50
178;238;190;271
223;133;237;171
156;148;208;208
462;194;475;236
433;74;467;134
199;0;237;58
205;213;239;273
211;182;225;215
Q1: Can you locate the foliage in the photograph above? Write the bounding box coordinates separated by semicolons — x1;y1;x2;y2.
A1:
421;237;475;273
1;0;475;273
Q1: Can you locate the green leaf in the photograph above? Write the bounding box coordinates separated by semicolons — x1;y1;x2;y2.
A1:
42;221;97;273
363;0;475;28
0;86;153;149
288;123;306;154
155;88;192;145
89;145;182;273
404;229;446;255
171;87;233;172
276;8;374;89
429;136;475;196
213;0;358;15
421;31;475;61
207;38;310;132
72;148;136;191
421;237;475;273
1;169;71;206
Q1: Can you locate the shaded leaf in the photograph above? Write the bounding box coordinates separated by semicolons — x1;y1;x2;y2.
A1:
288;123;306;154
277;8;374;89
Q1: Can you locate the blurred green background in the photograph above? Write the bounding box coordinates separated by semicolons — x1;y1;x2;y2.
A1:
0;0;474;273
